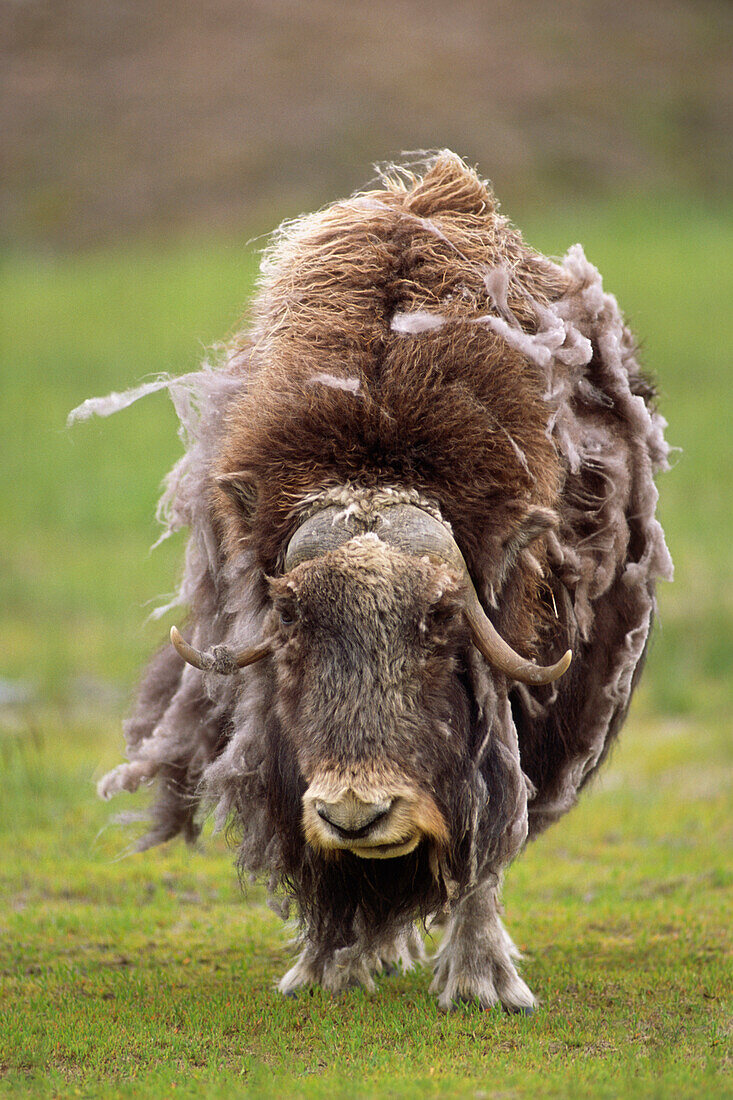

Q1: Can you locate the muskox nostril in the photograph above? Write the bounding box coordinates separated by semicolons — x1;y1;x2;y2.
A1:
314;798;392;839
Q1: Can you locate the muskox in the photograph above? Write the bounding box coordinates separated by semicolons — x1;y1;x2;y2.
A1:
74;152;672;1012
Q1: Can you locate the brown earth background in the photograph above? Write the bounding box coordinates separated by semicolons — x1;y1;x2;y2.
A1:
2;0;731;250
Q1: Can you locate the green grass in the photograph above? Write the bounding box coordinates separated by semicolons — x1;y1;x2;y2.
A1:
0;238;261;697
1;713;729;1098
1;197;731;1097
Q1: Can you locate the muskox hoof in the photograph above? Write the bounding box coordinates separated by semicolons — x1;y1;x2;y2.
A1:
502;1002;536;1016
431;962;537;1016
441;993;537;1015
335;978;362;995
445;993;501;1014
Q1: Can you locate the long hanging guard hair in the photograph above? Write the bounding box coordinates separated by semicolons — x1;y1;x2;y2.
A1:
72;151;672;903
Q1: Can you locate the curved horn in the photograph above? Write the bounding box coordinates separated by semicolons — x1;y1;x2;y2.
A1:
462;590;572;685
284;502;458;570
170;625;208;670
170;626;271;674
284;506;353;570
385;507;572;687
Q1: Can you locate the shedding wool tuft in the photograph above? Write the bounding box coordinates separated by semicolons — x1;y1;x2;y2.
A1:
73;151;672;909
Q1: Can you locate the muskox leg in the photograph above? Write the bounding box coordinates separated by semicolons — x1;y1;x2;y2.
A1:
429;882;536;1013
278;923;426;997
376;924;428;976
278;938;377;996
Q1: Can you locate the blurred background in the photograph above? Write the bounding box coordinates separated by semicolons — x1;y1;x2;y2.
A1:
1;0;731;734
2;10;730;1087
2;0;731;246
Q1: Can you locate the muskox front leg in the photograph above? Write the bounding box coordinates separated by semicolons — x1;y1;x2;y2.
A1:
278;938;378;996
278;924;426;997
376;924;428;976
430;881;536;1014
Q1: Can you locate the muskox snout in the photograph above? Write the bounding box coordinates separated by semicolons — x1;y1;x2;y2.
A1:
305;787;417;859
302;772;450;860
314;793;392;839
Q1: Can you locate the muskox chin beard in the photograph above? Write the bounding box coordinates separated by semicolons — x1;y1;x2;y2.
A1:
263;747;485;952
263;712;466;947
282;842;451;951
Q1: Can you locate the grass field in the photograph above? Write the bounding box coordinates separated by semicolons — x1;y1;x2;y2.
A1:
1;196;731;1097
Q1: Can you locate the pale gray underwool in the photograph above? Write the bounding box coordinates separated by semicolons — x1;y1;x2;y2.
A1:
390;311;446;335
307;373;362;394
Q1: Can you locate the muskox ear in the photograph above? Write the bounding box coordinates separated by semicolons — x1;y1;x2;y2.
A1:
215;470;259;527
499;506;558;585
506;506;558;554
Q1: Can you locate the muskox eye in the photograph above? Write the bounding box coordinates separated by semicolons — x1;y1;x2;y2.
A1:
277;602;298;627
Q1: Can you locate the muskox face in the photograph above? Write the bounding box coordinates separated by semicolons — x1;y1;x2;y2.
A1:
170;497;570;885
267;536;465;861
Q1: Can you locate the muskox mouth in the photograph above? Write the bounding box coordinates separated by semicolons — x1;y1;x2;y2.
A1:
345;837;422;860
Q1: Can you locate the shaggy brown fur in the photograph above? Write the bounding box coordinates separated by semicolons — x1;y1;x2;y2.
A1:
80;151;672;1008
